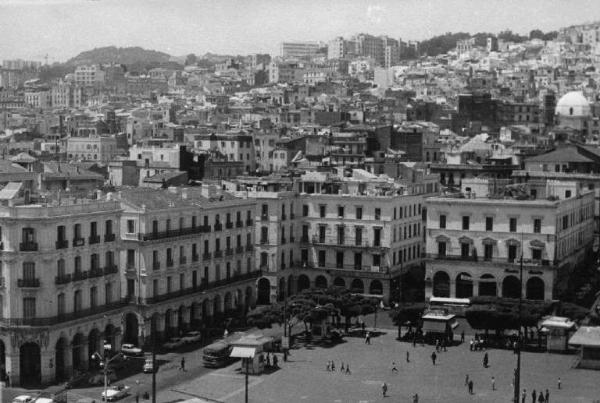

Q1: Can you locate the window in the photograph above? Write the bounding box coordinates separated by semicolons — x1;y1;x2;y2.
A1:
167;276;172;293
153;250;159;269
372;254;381;267
73;223;82;239
565;190;571;198
532;248;542;260
261;227;268;244
462;216;470;230
338;206;344;218
262;204;269;218
302;205;309;217
23;297;36;318
337;226;345;245
439;215;446;229
354;253;362;269
509;218;517;232
484;244;493;261
127;220;135;233
152;279;159;296
57;259;65;277
166;248;173;266
90;221;98;237
57;225;66;242
180;273;185;289
508;244;518;262
373;228;381;247
356;207;363;220
355;227;362;246
57;293;65;315
22;262;35;280
73;290;82;312
437;242;446;257
461;243;470;258
318;250;326;267
375;208;381;220
336;251;344;268
486;217;493;231
319;205;326;218
105;282;112;303
90;286;97;308
533;218;541;234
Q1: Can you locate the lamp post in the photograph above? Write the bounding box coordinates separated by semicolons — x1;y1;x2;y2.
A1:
513;244;524;402
92;351;124;401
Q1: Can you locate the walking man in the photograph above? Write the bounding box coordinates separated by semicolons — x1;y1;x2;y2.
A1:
272;354;278;368
382;382;388;397
468;380;474;394
532;389;537;403
491;376;495;391
522;389;527;403
345;364;350;374
545;389;549;403
391;362;398;372
465;374;469;386
365;331;371;345
461;330;465;343
406;351;410;363
431;351;437;365
483;352;489;368
331;361;335;371
179;356;186;371
557;377;561;389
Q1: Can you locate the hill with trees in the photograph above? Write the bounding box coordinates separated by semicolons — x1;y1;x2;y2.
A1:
67;46;171;67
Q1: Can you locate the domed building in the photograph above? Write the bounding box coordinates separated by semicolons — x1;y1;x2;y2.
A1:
554;91;591;137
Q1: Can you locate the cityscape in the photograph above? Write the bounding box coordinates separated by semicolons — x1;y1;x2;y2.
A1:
3;1;600;402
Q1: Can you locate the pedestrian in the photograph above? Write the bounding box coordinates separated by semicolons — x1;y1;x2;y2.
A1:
469;339;474;351
266;353;271;367
483;352;489;368
341;362;345;372
224;328;229;338
532;389;537;403
345;364;350;374
382;382;388;397
326;361;330;371
461;330;465;343
545;389;549;403
465;374;469;386
442;339;447;352
557;377;561;389
435;339;440;352
179;356;186;371
5;372;9;388
365;331;371;344
468;380;473;394
491;376;495;391
431;351;437;365
412;334;416;347
331;361;335;371
272;354;278;368
413;393;419;403
406;351;410;363
538;392;545;403
391;362;398;372
522;389;527;403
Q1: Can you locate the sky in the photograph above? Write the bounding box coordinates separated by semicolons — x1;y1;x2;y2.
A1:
1;0;600;62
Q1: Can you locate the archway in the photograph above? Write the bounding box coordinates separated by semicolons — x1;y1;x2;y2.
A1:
287;275;294;296
526;277;545;300
333;277;345;288
236;289;244;311
20;342;41;386
297;274;310;292
455;272;473;298
0;338;5;381
164;309;175;338
71;333;85;371
502;276;521;299
478;274;497;296
369;280;383;295
88;329;101;370
190;302;198;329
432;271;450;297
350;279;364;294
177;306;186;334
224;292;233;313
213;295;222;318
257;278;271;305
150;313;161;342
315;275;328;289
124;312;139;345
55;337;69;382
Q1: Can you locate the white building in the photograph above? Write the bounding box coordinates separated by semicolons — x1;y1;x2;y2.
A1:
74;65;105;87
67;135;119;162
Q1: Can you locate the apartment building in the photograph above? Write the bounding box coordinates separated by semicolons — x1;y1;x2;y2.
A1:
117;185;258;345
0;197;123;386
74;65;105;87
280;41;320;59
425;178;595;302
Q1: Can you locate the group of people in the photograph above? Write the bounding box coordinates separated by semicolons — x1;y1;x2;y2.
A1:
326;360;351;374
469;335;487;351
265;352;278;369
522;388;551;403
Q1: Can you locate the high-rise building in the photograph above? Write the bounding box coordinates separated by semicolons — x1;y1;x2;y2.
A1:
280;41;321;59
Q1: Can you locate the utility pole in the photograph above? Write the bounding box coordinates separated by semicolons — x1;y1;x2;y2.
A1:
152;331;157;403
244;357;249;403
513;238;524;402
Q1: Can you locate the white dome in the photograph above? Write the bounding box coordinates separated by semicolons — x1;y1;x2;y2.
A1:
555;91;591;117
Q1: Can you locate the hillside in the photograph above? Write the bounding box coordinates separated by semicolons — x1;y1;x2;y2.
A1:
67;46;171;67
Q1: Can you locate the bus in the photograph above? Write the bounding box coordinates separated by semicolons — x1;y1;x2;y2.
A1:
202;341;235;368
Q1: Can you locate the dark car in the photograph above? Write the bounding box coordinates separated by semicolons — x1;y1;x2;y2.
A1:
65;370;89;389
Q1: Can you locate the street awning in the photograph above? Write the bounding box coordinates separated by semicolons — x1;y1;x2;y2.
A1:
230;346;256;358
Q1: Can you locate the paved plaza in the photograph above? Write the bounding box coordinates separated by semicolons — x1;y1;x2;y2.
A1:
159;327;599;403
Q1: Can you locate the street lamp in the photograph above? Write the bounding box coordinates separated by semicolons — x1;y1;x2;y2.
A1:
513;243;524;403
92;351;125;401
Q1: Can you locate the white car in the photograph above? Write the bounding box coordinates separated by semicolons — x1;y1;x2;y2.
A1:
101;384;130;401
33;399;55;403
181;331;202;344
12;396;34;403
120;343;143;356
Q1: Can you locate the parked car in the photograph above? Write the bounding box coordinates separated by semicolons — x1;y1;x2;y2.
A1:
12;396;34;403
120;343;143;356
181;331;202;344
142;358;156;373
162;337;184;350
88;369;117;386
101;384;130;401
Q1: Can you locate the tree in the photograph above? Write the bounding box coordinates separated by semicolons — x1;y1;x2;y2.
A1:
529;29;545;40
185;53;197;66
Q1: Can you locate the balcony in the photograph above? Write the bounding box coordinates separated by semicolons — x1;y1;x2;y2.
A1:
192;254;199;262
281;237;287;244
214;223;223;232
236;246;245;254
261;214;269;221
203;252;212;261
89;267;104;278
0;299;129;327
225;248;234;256
104;233;116;242
166;259;174;268
104;265;118;275
73;237;85;247
55;239;68;249
20;242;38;252
200;225;211;233
236;220;244;228
72;271;89;281
226;222;234;229
246;218;253;226
292;261;393;279
290;236;295;243
18;278;40;287
260;238;268;245
153;262;160;271
214;250;223;258
88;235;101;245
246;244;254;252
126;263;136;272
142;226;205;241
281;213;287;221
180;256;187;265
290;213;295;219
55;274;72;285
